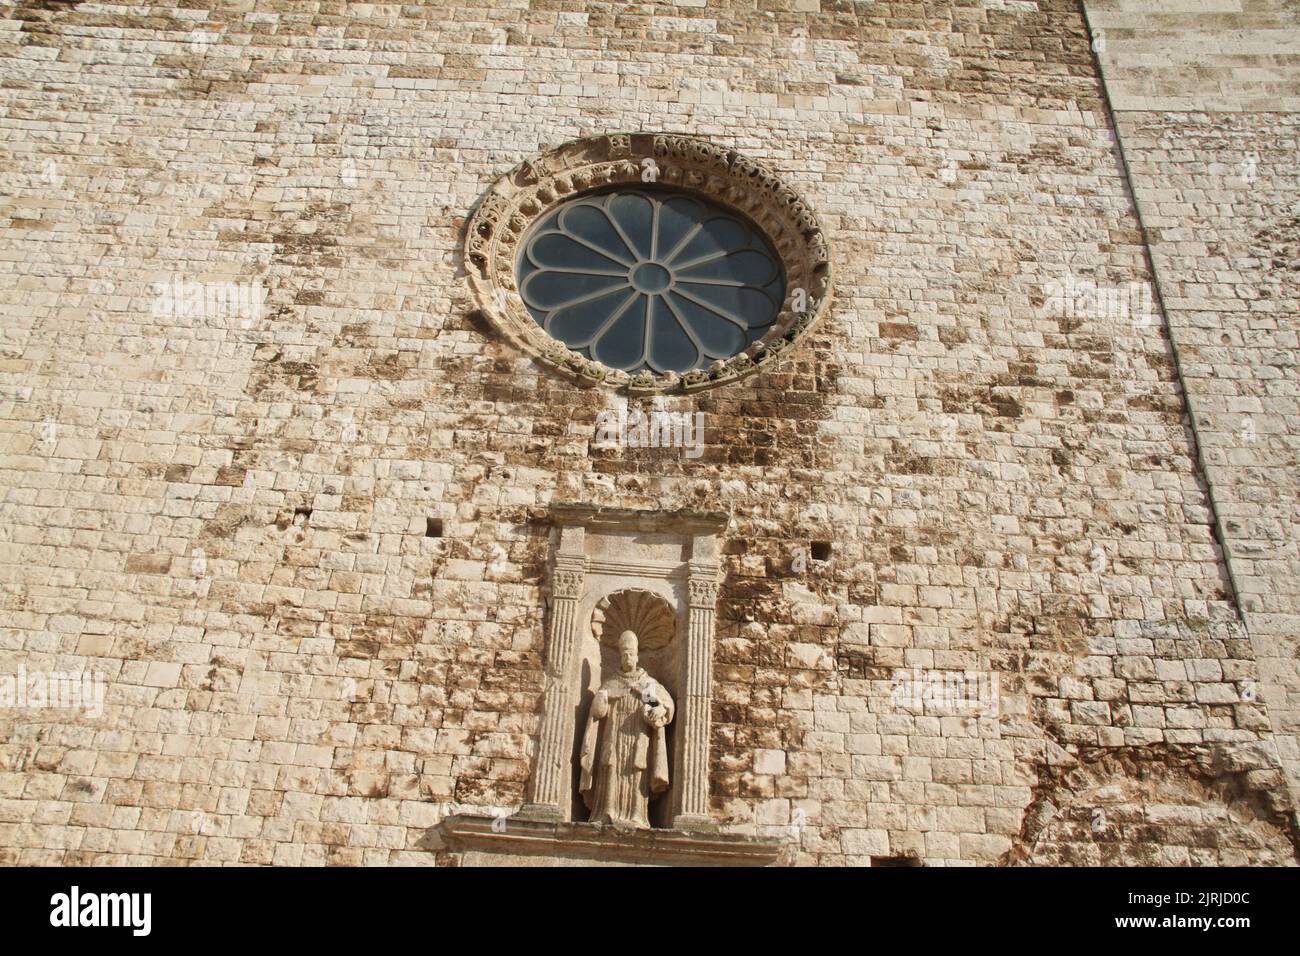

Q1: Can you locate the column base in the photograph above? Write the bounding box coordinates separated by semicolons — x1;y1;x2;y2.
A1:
670;812;718;832
512;802;566;823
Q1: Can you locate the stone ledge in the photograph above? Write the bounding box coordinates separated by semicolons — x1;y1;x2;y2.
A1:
439;815;786;867
548;502;731;535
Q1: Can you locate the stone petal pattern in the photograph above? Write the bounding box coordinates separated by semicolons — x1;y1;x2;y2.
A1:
517;190;785;374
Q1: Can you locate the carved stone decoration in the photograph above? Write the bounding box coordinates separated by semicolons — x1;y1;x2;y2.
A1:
675;554;722;829
687;578;720;608
518;505;728;839
552;568;584;600
578;631;675;829
591;589;675;651
463;133;834;394
517;527;588;822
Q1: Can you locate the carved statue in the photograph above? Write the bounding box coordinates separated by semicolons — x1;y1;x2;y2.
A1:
579;630;674;829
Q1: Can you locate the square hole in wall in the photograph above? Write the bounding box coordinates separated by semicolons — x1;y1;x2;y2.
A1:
810;541;832;561
426;518;444;538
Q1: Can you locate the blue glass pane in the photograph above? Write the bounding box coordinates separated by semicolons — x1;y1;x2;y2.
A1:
520;269;626;311
528;232;626;273
591;295;647;369
677;249;778;285
670;217;751;267
516;188;785;374
550;287;635;346
607;193;655;259
648;299;699;372
560;205;634;263
655;197;703;260
664;295;748;356
672;284;778;329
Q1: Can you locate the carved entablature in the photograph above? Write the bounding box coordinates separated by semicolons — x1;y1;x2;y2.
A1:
462;132;834;395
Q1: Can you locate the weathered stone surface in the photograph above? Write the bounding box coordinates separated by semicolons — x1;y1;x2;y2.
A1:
0;0;1295;867
1082;0;1300;832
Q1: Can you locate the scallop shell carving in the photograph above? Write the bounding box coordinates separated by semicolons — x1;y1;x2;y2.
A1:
591;589;676;651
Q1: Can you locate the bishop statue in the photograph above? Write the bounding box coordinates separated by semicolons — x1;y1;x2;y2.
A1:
579;630;674;829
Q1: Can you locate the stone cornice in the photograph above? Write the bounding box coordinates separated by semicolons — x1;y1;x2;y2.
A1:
548;502;730;535
439;815;785;867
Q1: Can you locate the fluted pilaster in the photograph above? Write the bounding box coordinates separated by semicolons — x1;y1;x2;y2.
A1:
673;565;719;829
520;529;586;820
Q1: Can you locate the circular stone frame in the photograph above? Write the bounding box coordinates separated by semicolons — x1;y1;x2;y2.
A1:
463;132;833;394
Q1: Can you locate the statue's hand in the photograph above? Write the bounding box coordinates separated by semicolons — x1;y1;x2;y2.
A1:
643;702;668;727
591;689;609;719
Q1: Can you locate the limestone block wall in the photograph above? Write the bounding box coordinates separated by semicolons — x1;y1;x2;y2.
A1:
1083;0;1300;112
1083;0;1300;815
0;0;1295;866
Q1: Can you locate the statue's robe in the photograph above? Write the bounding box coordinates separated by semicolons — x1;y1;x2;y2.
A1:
579;668;674;829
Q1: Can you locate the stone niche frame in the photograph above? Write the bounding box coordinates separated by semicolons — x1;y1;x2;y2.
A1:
523;504;724;829
444;505;782;865
462;132;833;395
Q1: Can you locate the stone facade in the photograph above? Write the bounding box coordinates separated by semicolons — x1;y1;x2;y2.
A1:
0;0;1295;866
1084;0;1300;826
